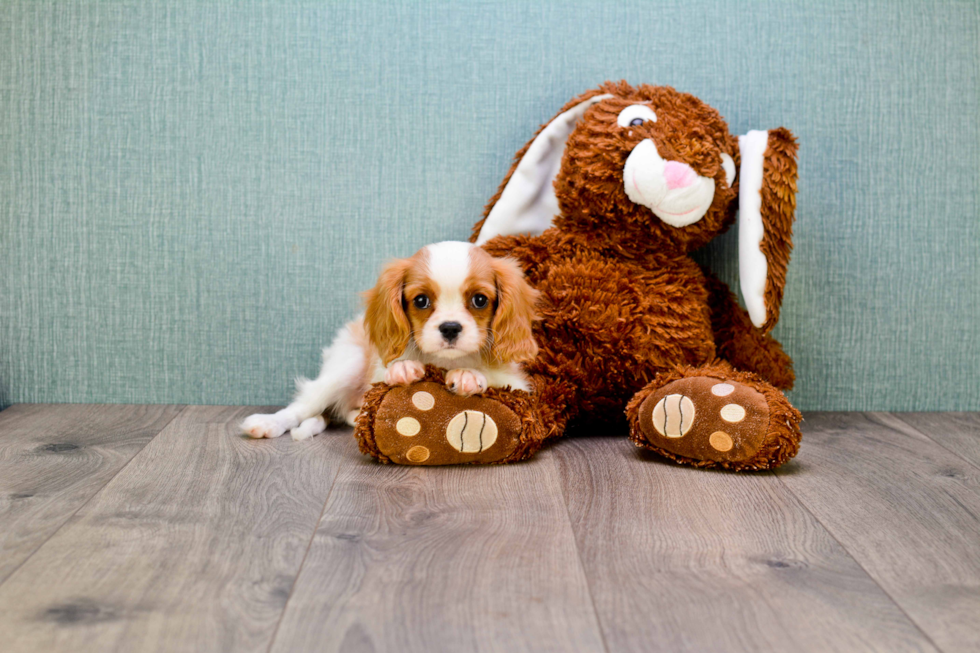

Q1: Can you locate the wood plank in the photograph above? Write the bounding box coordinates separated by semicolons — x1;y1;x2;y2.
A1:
270;446;607;653
0;404;181;584
889;412;980;470
0;405;347;653
553;435;937;653
778;412;980;653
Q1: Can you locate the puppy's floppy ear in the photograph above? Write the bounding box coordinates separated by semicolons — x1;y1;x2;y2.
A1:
737;128;798;333
489;257;540;364
473;90;614;245
363;258;413;365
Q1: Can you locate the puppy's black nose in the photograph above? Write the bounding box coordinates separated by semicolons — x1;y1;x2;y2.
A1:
438;322;463;342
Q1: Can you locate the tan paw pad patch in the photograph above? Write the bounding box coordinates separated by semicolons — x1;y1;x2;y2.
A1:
411;391;435;411
396;417;421;436
446;410;498;453
709;431;733;452
711;383;735;397
720;404;746;423
651;394;696;438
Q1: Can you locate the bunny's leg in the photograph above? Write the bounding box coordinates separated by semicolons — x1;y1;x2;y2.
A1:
352;367;567;465
626;362;801;471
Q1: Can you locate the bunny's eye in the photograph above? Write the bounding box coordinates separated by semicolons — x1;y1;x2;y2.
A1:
617;104;658;128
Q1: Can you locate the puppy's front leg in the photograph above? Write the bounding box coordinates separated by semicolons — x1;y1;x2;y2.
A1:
445;368;488;396
384;360;425;386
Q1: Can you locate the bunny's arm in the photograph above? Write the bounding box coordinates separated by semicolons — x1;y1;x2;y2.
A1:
702;268;795;390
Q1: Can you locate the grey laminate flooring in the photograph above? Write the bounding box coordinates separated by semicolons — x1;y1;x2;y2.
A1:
0;405;977;652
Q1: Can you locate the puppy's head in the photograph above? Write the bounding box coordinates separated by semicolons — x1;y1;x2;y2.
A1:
364;242;538;365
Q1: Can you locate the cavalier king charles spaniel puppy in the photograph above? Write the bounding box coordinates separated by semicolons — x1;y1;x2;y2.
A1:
241;241;539;441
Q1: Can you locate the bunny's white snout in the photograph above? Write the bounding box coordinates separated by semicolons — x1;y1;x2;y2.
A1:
623;139;717;228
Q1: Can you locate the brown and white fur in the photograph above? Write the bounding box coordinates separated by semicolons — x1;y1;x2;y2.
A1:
240;241;539;441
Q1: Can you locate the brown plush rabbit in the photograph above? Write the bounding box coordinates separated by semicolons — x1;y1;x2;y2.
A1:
355;81;802;470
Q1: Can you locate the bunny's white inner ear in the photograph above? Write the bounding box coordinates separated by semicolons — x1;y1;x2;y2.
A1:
720;152;736;187
738;130;770;328
476;94;613;245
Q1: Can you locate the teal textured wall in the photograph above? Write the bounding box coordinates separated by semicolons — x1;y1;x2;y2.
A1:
1;1;978;411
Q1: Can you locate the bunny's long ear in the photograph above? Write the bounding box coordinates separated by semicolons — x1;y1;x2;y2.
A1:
737;128;798;333
473;92;613;245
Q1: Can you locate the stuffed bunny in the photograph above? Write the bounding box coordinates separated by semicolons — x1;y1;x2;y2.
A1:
355;81;802;470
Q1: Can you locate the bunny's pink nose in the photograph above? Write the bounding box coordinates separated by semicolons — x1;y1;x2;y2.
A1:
663;161;697;190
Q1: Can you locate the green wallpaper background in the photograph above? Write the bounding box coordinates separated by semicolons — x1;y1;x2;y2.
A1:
2;1;978;410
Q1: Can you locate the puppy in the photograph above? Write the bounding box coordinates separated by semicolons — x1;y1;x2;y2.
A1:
241;241;539;441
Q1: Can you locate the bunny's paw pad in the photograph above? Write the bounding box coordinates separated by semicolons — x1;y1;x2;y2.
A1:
635;377;771;465
373;381;523;465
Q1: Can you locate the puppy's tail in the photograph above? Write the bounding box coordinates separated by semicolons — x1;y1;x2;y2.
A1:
290;315;372;425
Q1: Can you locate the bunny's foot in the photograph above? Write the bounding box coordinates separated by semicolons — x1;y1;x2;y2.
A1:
627;364;801;470
354;366;544;465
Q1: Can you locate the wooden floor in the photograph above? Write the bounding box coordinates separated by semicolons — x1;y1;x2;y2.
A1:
0;406;978;652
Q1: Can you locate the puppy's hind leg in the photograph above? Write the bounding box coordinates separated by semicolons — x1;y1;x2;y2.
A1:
241;318;371;440
241;368;339;439
291;415;327;441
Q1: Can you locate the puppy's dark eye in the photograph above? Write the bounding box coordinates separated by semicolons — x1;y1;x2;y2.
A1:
471;294;488;309
629;118;644;127
413;295;430;310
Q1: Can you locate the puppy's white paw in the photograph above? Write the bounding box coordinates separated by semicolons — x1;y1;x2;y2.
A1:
384;360;426;386
291;416;327;441
446;368;488;396
241;413;287;439
241;408;300;439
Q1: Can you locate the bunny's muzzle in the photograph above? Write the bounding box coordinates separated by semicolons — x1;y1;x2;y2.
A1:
623;138;720;228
